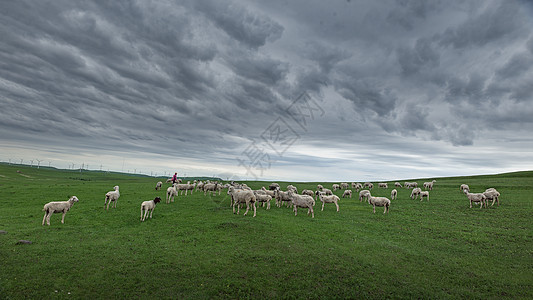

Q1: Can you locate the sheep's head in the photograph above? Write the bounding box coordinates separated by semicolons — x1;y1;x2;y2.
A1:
114;185;119;190
153;197;161;204
69;196;79;202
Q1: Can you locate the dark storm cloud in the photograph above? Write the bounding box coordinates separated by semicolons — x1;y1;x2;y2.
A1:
1;0;532;179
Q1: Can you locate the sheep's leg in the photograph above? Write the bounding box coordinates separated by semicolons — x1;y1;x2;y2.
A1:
310;207;314;218
252;202;256;217
232;203;236;214
61;212;66;224
149;208;154;219
267;200;270;210
244;202;249;216
141;208;144;221
373;205;376;214
470;200;473;208
294;206;297;216
321;202;325;211
42;212;48;226
335;202;339;212
46;213;52;225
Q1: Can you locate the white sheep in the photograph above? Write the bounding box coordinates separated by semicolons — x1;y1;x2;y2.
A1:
464;190;487;209
460;184;470;193
166;184;178;204
288;190;315;218
332;184;340;191
317;192;340;212
301;189;315;197
394;182;402;188
228;186;257;217
203;182;219;196
483;188;501;206
140;197;161;221
363;182;374;189
391;189;397;200
419;191;429;201
274;188;292;208
269;183;280;190
410;187;422;200
378;183;388;188
359;190;371;202
261;187;276;198
253;191;272;210
42;196;79;226
317;184;324;190
104;185;120;210
423;180;436;190
287;184;298;194
353;183;363;192
342;190;352;198
340;182;349;190
368;196;390;214
155;181;162;190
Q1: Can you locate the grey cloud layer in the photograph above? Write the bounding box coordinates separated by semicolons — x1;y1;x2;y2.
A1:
1;0;532;178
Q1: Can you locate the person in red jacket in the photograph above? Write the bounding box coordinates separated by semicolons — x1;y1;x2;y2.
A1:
172;172;178;184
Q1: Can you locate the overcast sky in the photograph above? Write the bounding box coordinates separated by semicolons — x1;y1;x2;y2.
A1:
1;0;532;182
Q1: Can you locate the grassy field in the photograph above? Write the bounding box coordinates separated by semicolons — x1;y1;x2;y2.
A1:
1;163;532;299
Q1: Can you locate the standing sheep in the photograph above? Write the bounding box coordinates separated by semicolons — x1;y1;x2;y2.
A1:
423;180;436;190
391;189;397;200
42;196;79;226
105;186;120;210
363;182;374;189
228;186;257;217
317;192;340;212
155;181;163;190
368;196;391;214
394;182;402;188
359;190;371;202
332;184;340;191
484;188;501;206
464;190;487;209
166;184;178;204
288;190;315;218
378;183;388;188
419;191;429;201
253;191;272;209
342;190;352;198
140;197;161;221
460;184;470;193
410;188;422;200
340;182;349;190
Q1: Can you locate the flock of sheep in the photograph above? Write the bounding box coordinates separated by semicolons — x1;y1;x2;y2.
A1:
41;178;501;225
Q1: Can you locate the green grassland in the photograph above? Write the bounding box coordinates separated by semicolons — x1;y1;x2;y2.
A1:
0;163;532;299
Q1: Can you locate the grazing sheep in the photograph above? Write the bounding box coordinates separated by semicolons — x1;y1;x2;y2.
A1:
410;188;422;200
155;181;162;190
332;184;340;191
196;181;204;192
166;184;178;204
315;188;333;200
464;190;487;209
419;191;429;201
391;189;397;200
228;186;257;217
269;183;280;190
42;196;79;226
363;182;374;189
353;183;363;192
378;183;388;188
359;190;371;202
423;180;437;190
395;182;402;188
140;197;161;221
404;182;418;189
317;193;340;212
460;184;470;193
302;189;315;197
342;190;352;198
288;190;315;218
185;182;196;194
261;187;276;197
253;191;272;209
105;186;120;210
203;182;219;196
368;196;390;214
483;188;501;206
340;182;349;190
274;188;292;208
287;184;298;194
317;184;324;190
175;182;189;195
